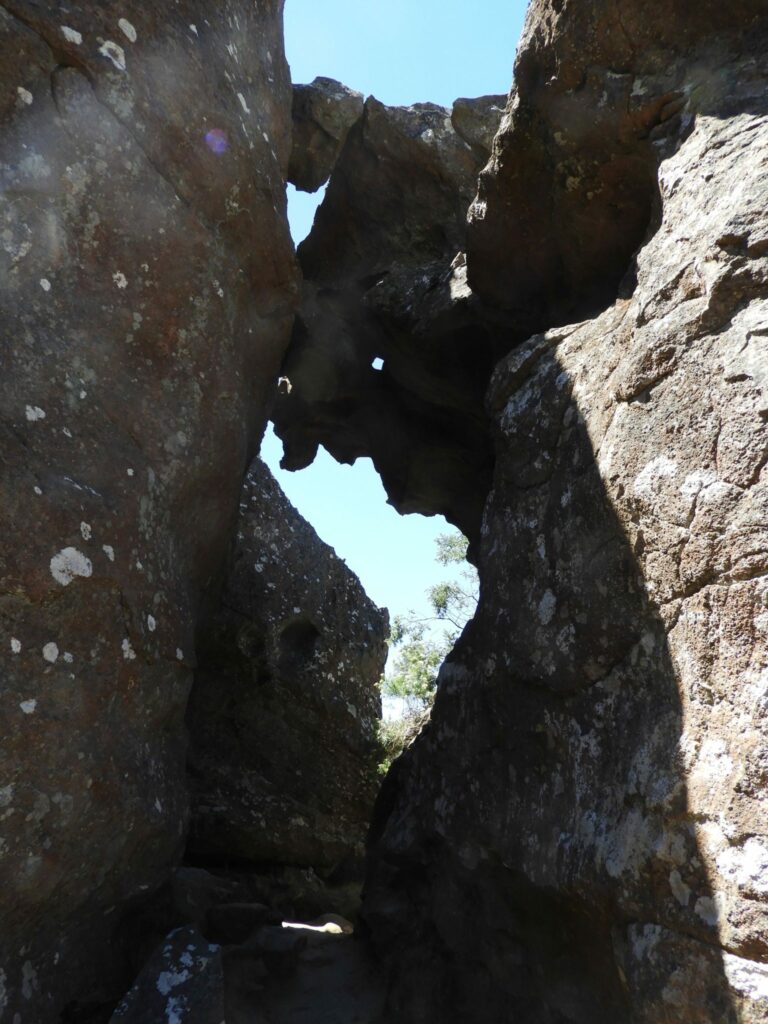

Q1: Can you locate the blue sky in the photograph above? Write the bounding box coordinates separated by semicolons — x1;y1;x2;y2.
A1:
284;0;529;241
262;0;528;630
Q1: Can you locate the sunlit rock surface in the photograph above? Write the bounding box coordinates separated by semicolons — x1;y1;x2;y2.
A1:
0;1;297;1019
364;4;768;1022
187;458;388;879
273;93;507;542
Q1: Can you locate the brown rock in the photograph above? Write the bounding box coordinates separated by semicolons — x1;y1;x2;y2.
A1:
0;2;297;1019
467;0;768;329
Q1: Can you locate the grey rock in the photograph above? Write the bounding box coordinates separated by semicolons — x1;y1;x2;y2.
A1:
187;459;387;876
289;77;364;193
171;867;246;929
110;926;224;1024
364;4;768;1024
451;95;508;160
274;94;507;540
206;903;276;945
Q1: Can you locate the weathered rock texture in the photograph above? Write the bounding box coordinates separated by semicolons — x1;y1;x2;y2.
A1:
288;77;364;193
273;93;507;540
468;0;768;331
0;2;296;1019
110;926;224;1024
187;458;387;878
363;5;768;1024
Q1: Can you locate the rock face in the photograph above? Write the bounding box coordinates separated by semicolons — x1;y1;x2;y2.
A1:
364;5;768;1024
0;2;296;1019
110;926;224;1024
467;0;768;331
2;0;767;1021
273;93;507;541
187;459;388;879
288;77;364;193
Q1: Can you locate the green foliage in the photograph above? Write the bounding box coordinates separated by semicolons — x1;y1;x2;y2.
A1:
384;618;445;711
377;531;478;771
376;713;426;776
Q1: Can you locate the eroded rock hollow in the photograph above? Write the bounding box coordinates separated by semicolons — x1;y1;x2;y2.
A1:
1;0;767;1022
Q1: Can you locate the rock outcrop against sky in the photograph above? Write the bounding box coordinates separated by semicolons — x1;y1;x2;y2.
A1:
187;458;387;880
0;0;766;1021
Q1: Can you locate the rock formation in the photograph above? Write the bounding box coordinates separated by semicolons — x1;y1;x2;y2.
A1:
187;458;387;885
288;77;364;193
1;0;767;1020
362;4;768;1022
273;92;508;541
0;1;297;1019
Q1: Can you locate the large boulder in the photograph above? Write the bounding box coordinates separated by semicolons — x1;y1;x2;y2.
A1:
288;77;364;193
273;94;507;541
187;459;388;879
364;4;768;1023
0;2;297;1019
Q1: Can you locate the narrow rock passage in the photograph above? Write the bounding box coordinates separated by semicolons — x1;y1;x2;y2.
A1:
227;920;385;1024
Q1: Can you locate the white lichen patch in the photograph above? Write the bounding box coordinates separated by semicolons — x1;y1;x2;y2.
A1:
39;278;51;292
102;544;115;562
50;547;93;587
25;405;46;422
691;737;734;793
176;648;184;661
122;638;137;661
717;837;768;895
237;92;250;114
117;18;137;43
61;26;83;45
42;642;59;664
147;614;156;632
694;894;722;927
17;86;33;105
538;589;557;625
156;968;190;996
679;469;718;499
112;271;128;289
21;960;37;1000
669;869;690;907
10;638;21;654
723;953;768;1001
20;699;37;715
98;40;127;71
633;455;678;498
80;522;92;541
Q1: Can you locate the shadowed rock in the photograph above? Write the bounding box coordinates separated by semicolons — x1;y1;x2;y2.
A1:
364;3;768;1022
187;459;388;883
273;93;507;542
0;2;297;1019
289;77;364;193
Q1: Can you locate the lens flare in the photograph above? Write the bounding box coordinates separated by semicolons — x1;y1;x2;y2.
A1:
204;128;229;155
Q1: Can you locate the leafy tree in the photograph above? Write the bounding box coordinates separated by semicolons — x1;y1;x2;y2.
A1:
377;531;478;772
